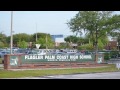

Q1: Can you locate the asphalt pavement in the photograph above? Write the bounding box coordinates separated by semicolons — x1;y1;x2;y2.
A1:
5;71;119;79
42;71;120;79
1;58;120;79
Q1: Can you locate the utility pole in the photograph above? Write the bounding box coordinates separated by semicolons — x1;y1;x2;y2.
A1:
46;34;48;49
10;11;13;54
95;29;98;62
36;23;37;42
0;31;4;41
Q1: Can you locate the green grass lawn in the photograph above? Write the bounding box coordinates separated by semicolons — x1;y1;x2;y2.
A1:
0;64;118;78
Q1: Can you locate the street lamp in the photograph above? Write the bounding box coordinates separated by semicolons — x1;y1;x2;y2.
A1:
36;23;37;42
46;33;48;49
0;31;4;44
10;11;13;54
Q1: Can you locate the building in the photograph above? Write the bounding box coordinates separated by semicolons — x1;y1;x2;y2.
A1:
104;36;119;50
51;34;65;46
105;41;117;50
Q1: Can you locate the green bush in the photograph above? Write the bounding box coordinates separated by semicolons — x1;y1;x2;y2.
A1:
0;42;4;48
104;53;110;60
78;43;94;50
110;51;119;58
17;40;27;48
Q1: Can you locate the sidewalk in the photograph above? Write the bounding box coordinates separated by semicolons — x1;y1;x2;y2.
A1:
107;58;120;64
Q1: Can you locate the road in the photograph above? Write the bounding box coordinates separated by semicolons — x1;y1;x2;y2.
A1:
11;71;120;79
1;59;120;79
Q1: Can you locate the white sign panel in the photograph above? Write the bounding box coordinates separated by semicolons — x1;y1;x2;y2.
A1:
116;63;120;70
10;57;18;66
36;44;41;49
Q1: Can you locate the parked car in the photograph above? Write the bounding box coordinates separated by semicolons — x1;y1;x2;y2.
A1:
0;51;11;64
0;51;11;58
26;50;46;55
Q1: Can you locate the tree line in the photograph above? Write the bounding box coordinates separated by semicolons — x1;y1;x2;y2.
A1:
0;11;120;50
67;11;120;51
0;33;54;49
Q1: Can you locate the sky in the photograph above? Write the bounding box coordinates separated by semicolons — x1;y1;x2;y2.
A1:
0;11;120;37
0;11;78;36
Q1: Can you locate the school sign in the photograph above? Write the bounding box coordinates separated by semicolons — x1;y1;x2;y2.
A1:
4;54;104;70
21;55;94;63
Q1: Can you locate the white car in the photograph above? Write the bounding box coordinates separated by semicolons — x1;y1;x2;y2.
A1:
27;50;46;55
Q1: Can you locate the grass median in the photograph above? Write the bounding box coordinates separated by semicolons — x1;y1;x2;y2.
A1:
0;64;118;78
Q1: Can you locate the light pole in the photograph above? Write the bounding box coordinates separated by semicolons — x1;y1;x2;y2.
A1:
0;31;4;40
46;33;48;49
36;23;37;42
10;11;13;54
0;31;3;45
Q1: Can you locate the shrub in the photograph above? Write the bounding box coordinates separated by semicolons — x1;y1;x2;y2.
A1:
104;53;110;60
78;43;94;50
110;51;119;58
